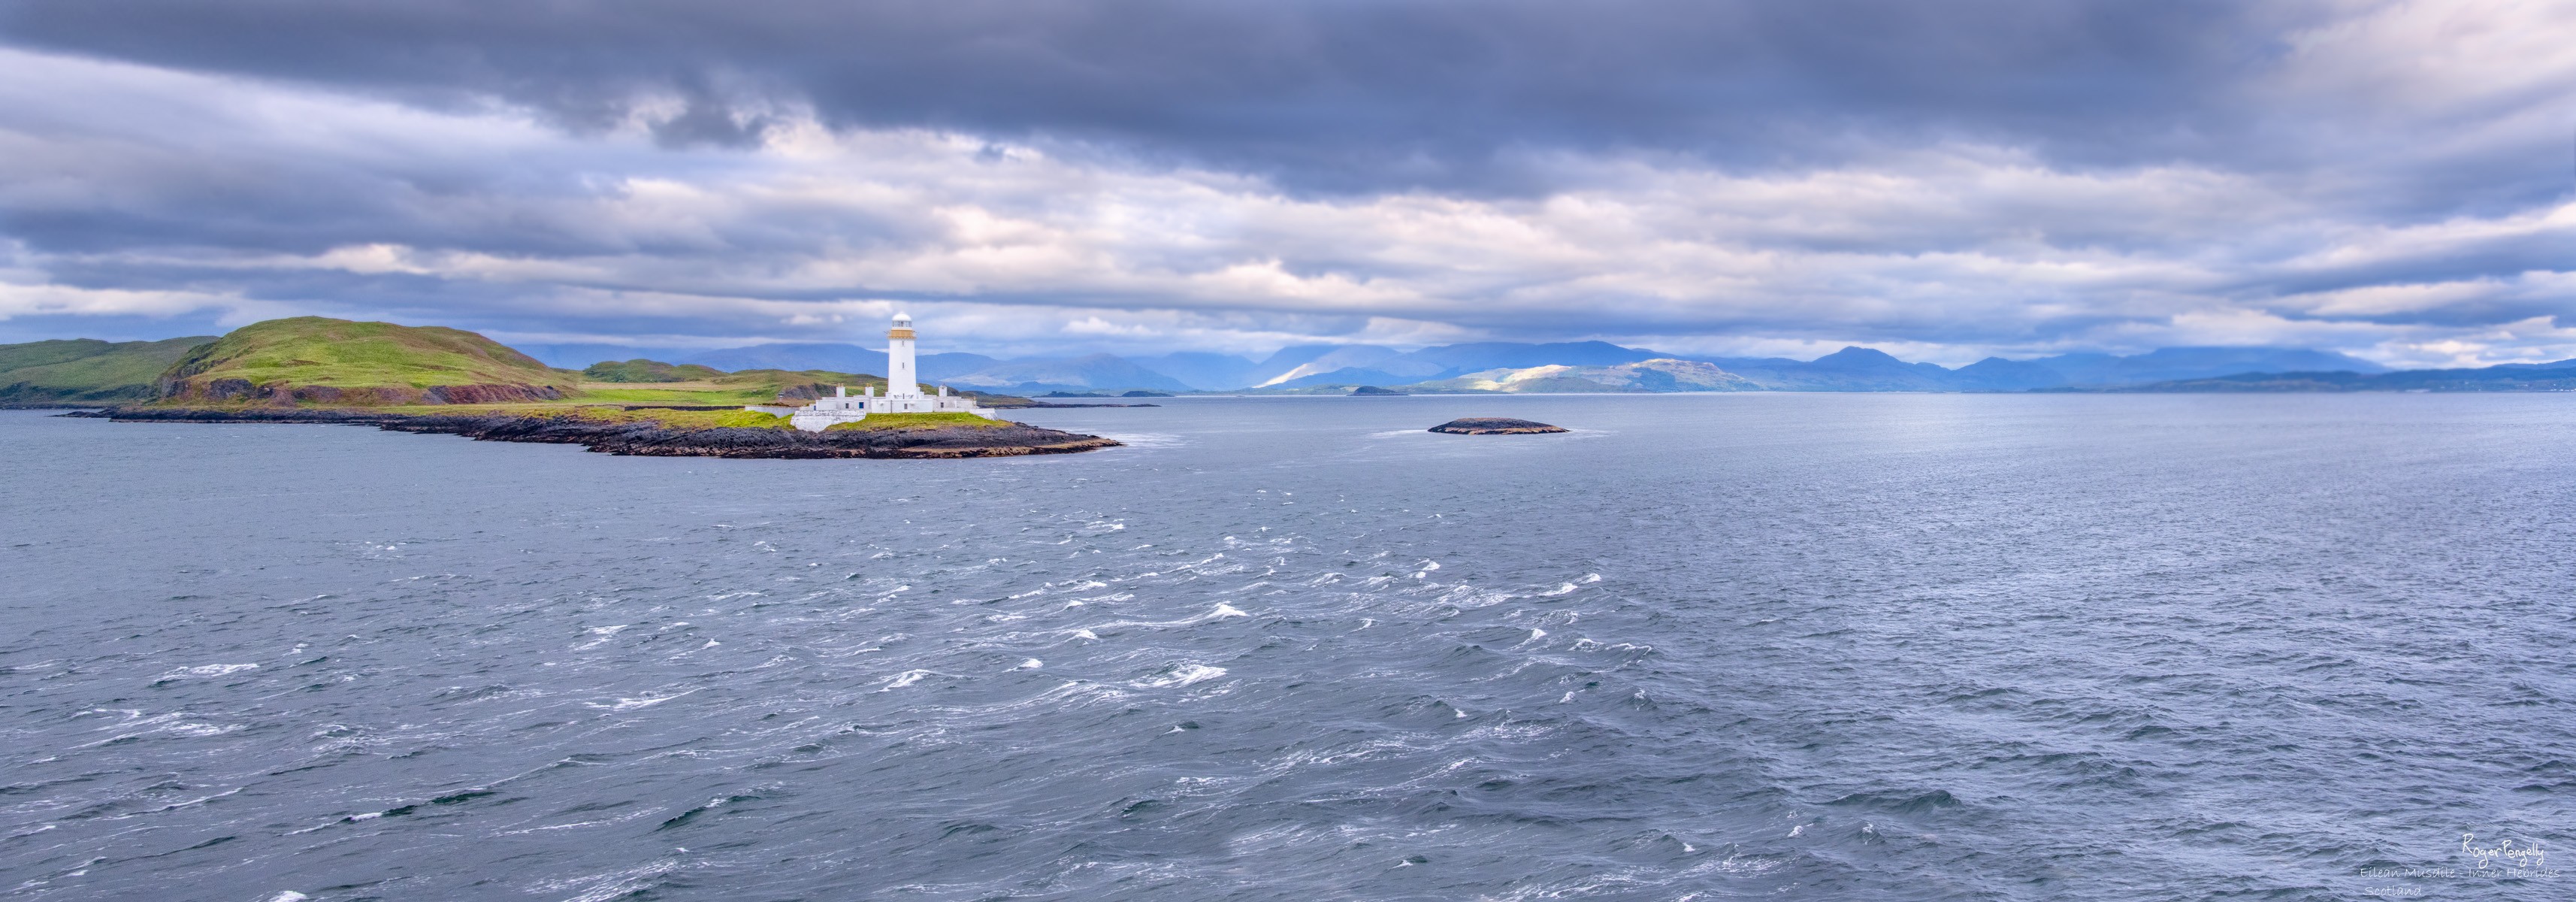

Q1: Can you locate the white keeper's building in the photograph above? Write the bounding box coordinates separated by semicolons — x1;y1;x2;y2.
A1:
748;313;996;431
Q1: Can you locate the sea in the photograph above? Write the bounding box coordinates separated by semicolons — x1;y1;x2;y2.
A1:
3;394;2571;901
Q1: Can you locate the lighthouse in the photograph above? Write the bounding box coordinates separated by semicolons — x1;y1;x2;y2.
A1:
886;313;918;396
746;312;997;431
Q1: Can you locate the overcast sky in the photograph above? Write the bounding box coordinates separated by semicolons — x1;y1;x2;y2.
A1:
0;0;2569;365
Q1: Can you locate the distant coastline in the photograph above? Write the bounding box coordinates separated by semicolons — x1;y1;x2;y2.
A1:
2033;368;2576;393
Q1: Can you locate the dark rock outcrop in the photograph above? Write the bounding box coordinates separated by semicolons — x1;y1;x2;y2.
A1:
79;407;1120;459
201;377;258;401
1428;417;1568;434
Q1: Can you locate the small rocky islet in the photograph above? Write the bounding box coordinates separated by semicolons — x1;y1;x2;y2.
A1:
1428;417;1569;434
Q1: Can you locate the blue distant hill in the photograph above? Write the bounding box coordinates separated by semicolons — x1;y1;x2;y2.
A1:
2021;347;2391;387
1691;347;1965;391
940;353;1196;394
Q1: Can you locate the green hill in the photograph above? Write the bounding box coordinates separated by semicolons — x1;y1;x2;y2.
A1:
157;316;577;406
0;337;219;405
582;359;727;383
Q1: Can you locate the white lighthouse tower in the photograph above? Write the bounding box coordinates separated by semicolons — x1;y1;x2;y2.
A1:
750;312;996;431
886;313;918;396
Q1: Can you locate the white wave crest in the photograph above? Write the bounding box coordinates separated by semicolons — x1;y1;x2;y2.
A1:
1139;664;1227;688
591;690;693;711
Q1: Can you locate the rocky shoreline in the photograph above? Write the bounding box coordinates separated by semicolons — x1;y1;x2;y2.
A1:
70;407;1121;459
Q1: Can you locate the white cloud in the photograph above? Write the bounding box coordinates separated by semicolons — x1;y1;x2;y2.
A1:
0;281;235;319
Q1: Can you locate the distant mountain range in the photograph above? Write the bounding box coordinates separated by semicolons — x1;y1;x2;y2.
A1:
516;339;2420;394
1679;346;2392;392
12;331;2567;401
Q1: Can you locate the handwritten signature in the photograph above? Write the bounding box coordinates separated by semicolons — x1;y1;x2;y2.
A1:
2461;834;2546;870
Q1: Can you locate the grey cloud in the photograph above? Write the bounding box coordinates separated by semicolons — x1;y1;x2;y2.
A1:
0;105;931;259
0;0;2317;192
649;93;777;150
2;1;2571;365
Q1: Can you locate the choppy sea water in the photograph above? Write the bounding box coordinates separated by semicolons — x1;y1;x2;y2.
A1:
4;394;2574;901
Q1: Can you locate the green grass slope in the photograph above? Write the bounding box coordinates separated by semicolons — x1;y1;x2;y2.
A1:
0;337;218;404
158;316;577;406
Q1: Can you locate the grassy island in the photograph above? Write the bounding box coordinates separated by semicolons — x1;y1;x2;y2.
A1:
38;316;1114;459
